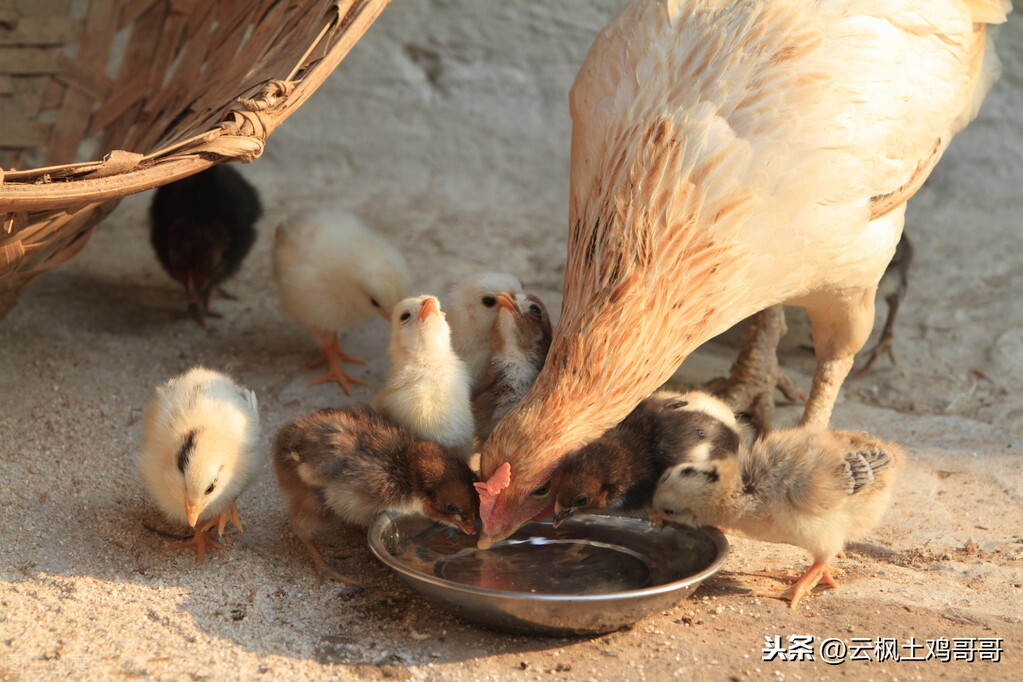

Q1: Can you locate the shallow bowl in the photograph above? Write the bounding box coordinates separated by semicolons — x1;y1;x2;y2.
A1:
368;513;728;636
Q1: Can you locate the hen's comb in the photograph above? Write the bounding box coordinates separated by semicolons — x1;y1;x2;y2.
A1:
474;461;511;500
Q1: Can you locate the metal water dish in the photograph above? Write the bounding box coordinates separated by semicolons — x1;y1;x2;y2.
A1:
368;513;728;636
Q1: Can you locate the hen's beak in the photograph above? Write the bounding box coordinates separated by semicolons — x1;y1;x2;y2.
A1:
418;296;439;320
185;499;203;528
496;291;518;314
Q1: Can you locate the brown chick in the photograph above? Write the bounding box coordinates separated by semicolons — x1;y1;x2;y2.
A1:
652;427;903;609
472;291;553;442
273;405;479;587
550;391;742;527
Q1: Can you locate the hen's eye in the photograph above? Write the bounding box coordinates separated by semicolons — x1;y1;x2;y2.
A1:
482;296;497;308
204;483;216;496
531;482;551;497
400;311;412;322
529;304;541;316
370;298;381;308
572;495;589;508
444;503;461;514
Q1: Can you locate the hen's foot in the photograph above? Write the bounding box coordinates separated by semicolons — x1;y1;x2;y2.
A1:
707;306;806;433
163;520;227;564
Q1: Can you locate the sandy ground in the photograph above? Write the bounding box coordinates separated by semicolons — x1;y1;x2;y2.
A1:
2;1;1022;679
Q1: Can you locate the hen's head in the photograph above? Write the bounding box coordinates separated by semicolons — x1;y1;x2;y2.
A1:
475;447;561;548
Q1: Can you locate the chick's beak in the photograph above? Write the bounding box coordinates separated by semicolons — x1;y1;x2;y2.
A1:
418;296;439;320
496;292;518;314
185;499;203;528
551;507;575;528
648;510;668;529
454;516;478;535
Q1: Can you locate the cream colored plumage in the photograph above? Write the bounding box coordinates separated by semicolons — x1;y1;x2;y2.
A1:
273;208;410;393
477;0;1010;546
445;272;523;392
372;295;475;459
139;367;263;562
651;427;903;608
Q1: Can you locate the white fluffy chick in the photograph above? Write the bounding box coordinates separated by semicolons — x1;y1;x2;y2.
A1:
139;367;263;563
651;427;903;608
273;208;411;394
372;295;474;459
445;272;523;392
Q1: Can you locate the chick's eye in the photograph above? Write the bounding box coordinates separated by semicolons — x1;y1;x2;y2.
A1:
572;495;589;508
531;482;551;498
481;296;496;308
444;503;461;514
370;298;381;309
204;483;216;496
529;304;541;316
400;311;412;322
663;508;677;516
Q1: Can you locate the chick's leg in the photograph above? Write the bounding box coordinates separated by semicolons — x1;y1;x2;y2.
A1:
309;331;368;394
801;286;877;427
707;306;806;433
214;501;244;539
778;561;841;609
302;537;361;589
162;520;227;564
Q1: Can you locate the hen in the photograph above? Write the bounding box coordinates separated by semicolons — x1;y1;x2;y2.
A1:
478;0;1009;545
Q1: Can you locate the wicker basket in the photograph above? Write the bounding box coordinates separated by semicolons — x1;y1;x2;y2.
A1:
0;0;390;318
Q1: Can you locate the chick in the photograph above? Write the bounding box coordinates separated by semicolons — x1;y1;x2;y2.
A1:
651;427;903;608
149;165;261;328
550;391;742;527
445;272;523;392
372;295;474;459
139;367;263;563
472;291;553;442
274;405;479;586
273;208;410;393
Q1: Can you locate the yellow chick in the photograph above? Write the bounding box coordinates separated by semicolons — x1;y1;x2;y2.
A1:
371;295;474;459
445;272;523;392
139;367;263;563
273;208;410;393
651;427;902;608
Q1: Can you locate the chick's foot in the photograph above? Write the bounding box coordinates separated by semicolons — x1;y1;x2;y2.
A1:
303;538;361;589
707;306;806;433
776;561;841;609
215;501;244;538
310;337;368;394
162;521;227;564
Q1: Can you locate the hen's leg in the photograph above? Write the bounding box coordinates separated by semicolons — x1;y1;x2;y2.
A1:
707;306;806;433
855;234;913;377
801;287;877;427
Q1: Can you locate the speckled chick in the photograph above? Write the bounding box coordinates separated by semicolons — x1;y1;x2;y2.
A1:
273;406;479;586
372;295;474;459
445;272;523;392
550;390;741;527
139;367;263;563
651;427;903;608
472;291;553;443
273;208;410;393
149;165;261;328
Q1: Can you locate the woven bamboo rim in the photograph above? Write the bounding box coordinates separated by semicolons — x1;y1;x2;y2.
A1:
0;0;390;318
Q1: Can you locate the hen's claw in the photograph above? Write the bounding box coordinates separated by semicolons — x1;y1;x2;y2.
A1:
707;306;806;433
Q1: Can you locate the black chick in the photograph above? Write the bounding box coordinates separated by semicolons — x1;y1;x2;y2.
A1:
550;390;742;526
149;164;261;327
274;405;479;587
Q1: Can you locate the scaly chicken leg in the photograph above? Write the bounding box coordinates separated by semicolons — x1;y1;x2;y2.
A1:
309;331;368;394
856;233;913;376
707;306;806;433
301;537;361;589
